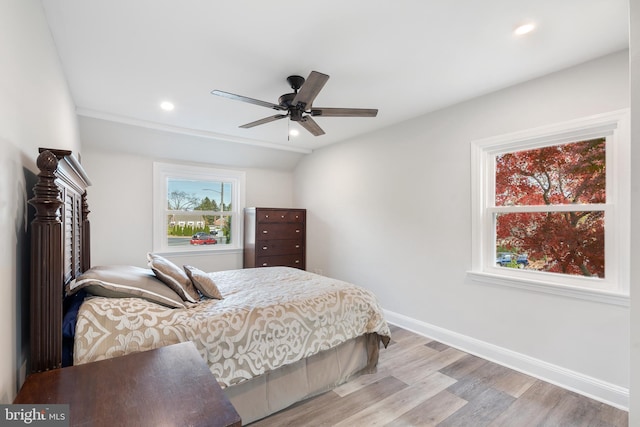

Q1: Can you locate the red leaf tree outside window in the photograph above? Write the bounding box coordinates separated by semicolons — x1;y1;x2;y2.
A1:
495;138;606;277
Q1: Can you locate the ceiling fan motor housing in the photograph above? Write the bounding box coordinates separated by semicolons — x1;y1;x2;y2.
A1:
280;75;307;120
278;93;297;108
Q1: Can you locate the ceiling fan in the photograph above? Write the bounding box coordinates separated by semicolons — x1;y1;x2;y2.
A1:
211;71;378;136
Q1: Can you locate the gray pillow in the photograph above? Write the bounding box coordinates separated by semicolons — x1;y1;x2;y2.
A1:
68;265;186;309
147;253;200;303
184;265;223;300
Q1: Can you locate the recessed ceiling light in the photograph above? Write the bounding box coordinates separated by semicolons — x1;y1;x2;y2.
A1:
514;23;536;36
160;101;175;111
289;128;300;137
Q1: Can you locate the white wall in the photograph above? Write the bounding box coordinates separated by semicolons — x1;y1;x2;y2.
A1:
629;0;639;423
81;135;295;272
79;116;305;171
0;0;81;402
294;50;631;407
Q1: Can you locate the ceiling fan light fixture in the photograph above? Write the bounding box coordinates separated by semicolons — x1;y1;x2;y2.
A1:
289;128;300;137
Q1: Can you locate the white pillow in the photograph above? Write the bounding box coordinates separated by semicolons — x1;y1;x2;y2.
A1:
68;265;186;309
184;265;223;300
147;253;200;303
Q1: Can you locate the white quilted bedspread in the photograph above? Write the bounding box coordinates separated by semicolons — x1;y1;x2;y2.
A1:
74;267;390;387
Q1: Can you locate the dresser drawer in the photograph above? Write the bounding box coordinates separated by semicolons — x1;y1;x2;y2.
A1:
256;254;304;268
256;209;305;224
257;223;304;239
257;239;303;256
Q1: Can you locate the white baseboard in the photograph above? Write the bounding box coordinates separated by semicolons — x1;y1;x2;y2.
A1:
383;309;629;411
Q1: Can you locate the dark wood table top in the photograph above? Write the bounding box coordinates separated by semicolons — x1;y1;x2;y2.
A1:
15;342;241;427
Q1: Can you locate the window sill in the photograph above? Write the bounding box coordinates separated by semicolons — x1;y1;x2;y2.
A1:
154;247;243;257
466;271;629;307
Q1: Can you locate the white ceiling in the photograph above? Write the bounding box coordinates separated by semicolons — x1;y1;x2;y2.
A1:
41;0;629;153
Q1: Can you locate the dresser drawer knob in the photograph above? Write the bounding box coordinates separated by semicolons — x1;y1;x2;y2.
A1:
262;246;268;250
265;215;269;219
263;230;268;234
281;215;285;218
295;229;300;233
295;245;300;248
295;260;300;264
262;262;268;266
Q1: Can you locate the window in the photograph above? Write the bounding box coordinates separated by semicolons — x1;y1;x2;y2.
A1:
153;162;245;253
469;110;629;304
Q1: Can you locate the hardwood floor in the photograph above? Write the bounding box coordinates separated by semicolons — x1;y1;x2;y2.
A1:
249;325;628;426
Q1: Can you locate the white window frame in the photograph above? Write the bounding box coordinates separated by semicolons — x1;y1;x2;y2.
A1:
153;162;246;254
468;110;630;306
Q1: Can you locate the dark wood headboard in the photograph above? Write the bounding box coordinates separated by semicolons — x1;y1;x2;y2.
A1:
28;148;91;373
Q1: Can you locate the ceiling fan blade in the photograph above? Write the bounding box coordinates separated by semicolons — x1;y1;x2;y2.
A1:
291;71;329;109
211;90;286;111
298;116;325;136
310;107;378;117
239;114;288;129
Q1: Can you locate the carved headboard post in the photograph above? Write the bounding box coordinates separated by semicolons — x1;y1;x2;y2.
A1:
28;151;64;372
28;148;91;373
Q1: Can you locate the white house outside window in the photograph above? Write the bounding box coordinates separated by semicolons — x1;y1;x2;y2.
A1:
153;162;245;253
469;110;630;305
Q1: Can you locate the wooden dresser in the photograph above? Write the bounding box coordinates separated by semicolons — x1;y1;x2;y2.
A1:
244;207;306;270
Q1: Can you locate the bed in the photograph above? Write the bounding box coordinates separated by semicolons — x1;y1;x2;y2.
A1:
29;148;390;424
